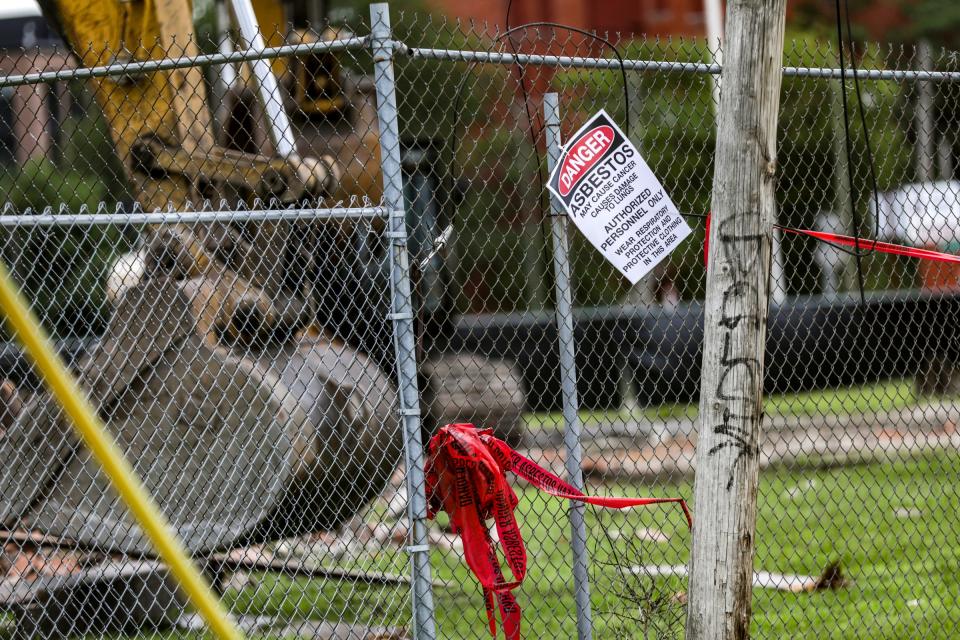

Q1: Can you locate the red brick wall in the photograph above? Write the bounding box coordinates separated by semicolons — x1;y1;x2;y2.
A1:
428;0;913;42
427;0;710;38
790;0;910;40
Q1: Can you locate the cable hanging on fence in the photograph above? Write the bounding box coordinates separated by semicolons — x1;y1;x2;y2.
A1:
833;0;884;303
503;0;632;215
441;10;633;263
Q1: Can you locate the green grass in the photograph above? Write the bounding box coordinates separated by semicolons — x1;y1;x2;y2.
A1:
428;450;960;639
740;378;923;420
527;378;932;429
172;450;960;639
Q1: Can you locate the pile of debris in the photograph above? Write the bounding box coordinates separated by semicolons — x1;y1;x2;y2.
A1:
0;466;468;639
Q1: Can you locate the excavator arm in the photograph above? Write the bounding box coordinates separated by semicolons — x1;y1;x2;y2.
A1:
34;0;352;337
37;0;338;210
0;0;407;565
1;2;529;592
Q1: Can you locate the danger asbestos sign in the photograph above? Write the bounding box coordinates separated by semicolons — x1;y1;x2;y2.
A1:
547;110;691;284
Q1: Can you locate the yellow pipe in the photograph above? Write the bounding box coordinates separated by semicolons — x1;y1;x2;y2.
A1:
0;259;244;640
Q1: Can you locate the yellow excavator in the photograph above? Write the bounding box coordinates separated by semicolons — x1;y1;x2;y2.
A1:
0;0;384;555
0;0;525;562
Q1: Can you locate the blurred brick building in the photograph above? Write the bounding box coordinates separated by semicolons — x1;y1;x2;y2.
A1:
428;0;909;40
0;0;76;166
429;0;707;38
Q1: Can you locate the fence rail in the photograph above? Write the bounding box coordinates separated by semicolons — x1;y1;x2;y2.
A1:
0;206;389;226
9;34;960;89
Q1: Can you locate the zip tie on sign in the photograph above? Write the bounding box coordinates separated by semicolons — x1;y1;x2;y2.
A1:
425;423;691;640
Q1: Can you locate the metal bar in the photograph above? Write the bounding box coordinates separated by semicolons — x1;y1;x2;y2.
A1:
0;529;422;588
408;46;721;74
3;36;956;91
206;553;422;588
0;37;368;88
405;45;960;82
0;207;388;227
370;5;437;640
780;65;960;81
543;92;593;640
4;38;955;91
228;0;298;157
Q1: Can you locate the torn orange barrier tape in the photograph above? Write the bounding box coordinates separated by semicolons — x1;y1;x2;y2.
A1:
425;423;691;640
0;260;244;640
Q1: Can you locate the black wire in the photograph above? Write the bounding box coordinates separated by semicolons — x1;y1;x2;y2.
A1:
692;0;883;296
843;0;882;255
689;0;883;300
445;15;633;244
503;2;632;202
505;0;547;219
834;0;887;302
681;210;856;239
499;21;631;132
835;0;866;303
505;0;545;205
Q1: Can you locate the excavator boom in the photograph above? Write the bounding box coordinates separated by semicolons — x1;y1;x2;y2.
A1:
1;0;404;559
37;0;337;210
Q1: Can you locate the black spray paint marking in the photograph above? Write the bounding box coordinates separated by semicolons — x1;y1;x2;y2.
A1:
708;215;763;490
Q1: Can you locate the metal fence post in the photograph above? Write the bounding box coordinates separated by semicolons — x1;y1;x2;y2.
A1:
543;92;594;640
369;4;438;640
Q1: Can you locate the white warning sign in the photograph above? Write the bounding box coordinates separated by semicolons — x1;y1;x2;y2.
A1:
547;110;692;284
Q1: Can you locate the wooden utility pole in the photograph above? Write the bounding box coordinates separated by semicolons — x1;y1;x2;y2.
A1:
685;1;788;639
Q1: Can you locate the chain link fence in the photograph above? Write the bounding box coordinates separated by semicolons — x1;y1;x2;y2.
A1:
1;2;959;638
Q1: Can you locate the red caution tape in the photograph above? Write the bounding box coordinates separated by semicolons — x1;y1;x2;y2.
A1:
779;226;960;263
703;212;960;267
425;423;691;640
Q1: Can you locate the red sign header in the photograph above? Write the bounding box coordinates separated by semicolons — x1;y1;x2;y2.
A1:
557;125;614;196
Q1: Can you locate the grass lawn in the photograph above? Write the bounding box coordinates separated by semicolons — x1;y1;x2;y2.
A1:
427;450;960;639
526;378;934;429
199;449;959;639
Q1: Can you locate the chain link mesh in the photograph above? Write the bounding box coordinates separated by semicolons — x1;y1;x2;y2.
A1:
0;5;958;639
